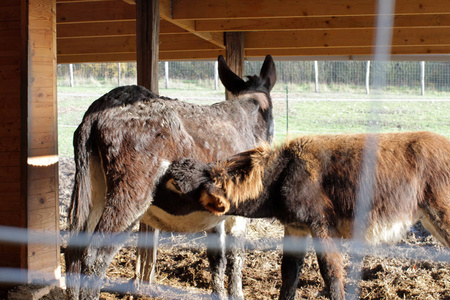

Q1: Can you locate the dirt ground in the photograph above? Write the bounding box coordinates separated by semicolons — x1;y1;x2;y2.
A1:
55;157;450;300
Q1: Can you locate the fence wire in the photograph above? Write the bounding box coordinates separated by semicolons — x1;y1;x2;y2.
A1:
0;227;449;297
58;60;450;94
15;0;450;297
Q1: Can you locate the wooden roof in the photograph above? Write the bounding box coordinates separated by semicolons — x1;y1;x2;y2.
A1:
56;0;450;63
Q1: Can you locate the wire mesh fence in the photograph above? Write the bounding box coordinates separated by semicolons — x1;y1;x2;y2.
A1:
57;60;450;94
11;3;450;298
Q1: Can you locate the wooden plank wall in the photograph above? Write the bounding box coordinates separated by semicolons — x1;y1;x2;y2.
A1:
0;0;59;293
0;2;27;291
27;0;59;283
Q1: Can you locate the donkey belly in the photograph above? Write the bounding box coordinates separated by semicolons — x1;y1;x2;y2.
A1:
365;214;416;244
141;206;227;233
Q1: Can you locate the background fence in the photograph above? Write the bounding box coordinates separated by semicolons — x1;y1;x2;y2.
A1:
52;58;450;299
57;60;450;94
57;59;450;158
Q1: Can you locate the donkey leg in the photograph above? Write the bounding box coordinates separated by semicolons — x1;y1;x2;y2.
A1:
135;224;160;288
225;216;247;300
79;242;127;299
65;236;83;299
311;226;345;300
419;187;450;247
279;251;305;300
207;220;227;300
78;221;135;300
279;227;308;300
78;183;152;299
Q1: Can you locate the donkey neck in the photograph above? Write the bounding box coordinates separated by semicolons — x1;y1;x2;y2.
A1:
225;151;290;218
176;93;273;161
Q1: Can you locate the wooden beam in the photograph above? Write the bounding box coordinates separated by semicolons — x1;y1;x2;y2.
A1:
57;20;136;38
57;0;135;23
57;36;135;54
56;0;114;2
160;33;221;51
246;45;450;57
160;0;224;48
57;26;450;60
172;0;450;20
57;34;221;55
225;32;244;100
244;28;450;50
57;20;186;39
37;44;450;64
160;50;225;60
57;50;226;63
195;14;450;32
57;0;223;48
58;53;136;63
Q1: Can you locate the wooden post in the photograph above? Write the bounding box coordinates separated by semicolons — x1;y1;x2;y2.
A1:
420;61;425;96
225;32;244;100
314;61;319;93
366;61;371;95
0;4;28;296
26;0;60;285
0;0;61;291
136;0;159;94
135;0;161;288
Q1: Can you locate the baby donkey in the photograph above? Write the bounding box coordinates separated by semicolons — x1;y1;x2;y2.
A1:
153;131;450;300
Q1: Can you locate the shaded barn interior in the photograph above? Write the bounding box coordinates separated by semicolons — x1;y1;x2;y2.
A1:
1;0;450;297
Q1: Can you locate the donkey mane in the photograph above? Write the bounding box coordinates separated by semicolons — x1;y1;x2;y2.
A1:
209;142;279;204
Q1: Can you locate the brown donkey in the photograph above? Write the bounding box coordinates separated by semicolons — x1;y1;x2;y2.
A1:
66;55;277;299
153;131;450;300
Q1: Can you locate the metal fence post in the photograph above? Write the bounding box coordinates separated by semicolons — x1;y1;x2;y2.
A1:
421;61;425;96
165;61;169;89
314;61;319;93
69;63;74;87
214;61;219;90
286;85;289;136
366;61;371;95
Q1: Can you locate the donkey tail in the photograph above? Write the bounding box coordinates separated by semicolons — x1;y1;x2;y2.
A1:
68;118;97;232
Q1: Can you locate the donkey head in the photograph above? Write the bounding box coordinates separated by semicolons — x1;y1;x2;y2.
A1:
218;55;277;143
154;146;269;217
218;54;277;96
152;158;231;217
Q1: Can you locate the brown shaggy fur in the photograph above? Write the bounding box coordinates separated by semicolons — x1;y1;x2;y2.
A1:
162;131;450;300
210;143;275;204
66;55;277;300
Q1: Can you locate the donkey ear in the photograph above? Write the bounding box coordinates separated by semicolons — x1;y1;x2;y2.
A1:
260;55;277;92
200;189;230;216
218;55;246;95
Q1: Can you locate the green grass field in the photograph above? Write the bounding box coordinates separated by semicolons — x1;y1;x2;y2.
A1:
57;83;450;157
